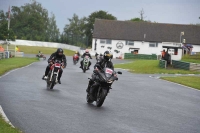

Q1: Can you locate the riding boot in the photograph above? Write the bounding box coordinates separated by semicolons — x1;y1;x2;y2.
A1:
86;80;94;92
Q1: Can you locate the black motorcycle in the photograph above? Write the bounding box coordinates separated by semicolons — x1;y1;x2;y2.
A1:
86;66;122;107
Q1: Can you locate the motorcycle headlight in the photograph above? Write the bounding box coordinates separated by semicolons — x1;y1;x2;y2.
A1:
107;80;113;83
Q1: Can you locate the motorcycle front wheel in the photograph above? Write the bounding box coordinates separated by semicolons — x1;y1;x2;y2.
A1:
49;75;56;89
96;89;108;107
86;94;94;103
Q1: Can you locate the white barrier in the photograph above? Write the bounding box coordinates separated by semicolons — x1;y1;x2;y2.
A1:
8;40;81;51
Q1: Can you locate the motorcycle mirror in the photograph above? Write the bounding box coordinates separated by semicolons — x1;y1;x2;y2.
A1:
117;71;122;74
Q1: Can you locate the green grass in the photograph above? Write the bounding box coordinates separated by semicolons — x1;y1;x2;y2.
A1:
160;76;200;90
181;54;200;63
0;57;38;76
12;45;75;56
0;115;21;133
115;60;200;74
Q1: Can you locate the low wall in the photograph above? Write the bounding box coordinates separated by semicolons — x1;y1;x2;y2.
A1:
124;53;157;60
172;60;190;70
7;40;81;51
172;60;200;71
159;60;167;68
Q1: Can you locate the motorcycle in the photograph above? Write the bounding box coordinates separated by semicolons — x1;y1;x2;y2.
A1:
46;60;63;89
95;53;103;62
86;66;122;107
73;54;79;65
82;56;90;73
36;54;46;60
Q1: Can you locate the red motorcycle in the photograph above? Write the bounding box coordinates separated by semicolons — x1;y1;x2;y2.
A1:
73;54;79;65
46;60;63;89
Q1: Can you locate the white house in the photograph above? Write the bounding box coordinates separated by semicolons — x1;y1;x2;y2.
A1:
92;19;200;59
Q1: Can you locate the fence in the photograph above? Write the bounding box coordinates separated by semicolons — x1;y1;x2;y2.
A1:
159;60;200;71
124;53;157;60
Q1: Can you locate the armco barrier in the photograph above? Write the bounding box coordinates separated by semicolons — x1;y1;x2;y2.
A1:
15;52;24;57
124;53;157;60
172;60;190;70
190;63;200;71
171;60;200;71
159;60;167;69
8;39;81;51
0;52;4;59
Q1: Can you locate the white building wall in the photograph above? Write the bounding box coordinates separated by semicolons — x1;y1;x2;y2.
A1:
192;45;200;52
92;39;167;58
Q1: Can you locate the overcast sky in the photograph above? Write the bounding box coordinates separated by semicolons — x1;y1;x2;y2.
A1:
0;0;200;32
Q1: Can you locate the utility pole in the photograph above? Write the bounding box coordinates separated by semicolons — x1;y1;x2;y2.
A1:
139;8;145;21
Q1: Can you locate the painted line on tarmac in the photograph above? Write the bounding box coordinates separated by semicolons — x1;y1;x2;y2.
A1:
115;68;130;71
116;62;133;65
0;105;15;128
0;63;34;79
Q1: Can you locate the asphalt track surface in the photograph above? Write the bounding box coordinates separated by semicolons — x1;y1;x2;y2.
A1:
0;57;200;133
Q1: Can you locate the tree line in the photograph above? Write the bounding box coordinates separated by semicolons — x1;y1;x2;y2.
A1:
0;0;150;47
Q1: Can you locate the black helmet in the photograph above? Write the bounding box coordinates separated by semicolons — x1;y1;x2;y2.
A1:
56;48;63;56
104;51;111;61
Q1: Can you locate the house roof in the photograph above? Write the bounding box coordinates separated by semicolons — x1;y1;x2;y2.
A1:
93;19;200;45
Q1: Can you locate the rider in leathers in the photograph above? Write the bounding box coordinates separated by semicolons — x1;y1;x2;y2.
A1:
86;51;114;98
80;50;92;69
42;48;67;84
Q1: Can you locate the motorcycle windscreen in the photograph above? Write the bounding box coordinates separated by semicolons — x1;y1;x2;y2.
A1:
104;68;113;78
84;56;89;64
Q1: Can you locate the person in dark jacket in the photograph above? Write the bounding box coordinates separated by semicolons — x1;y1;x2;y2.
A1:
42;48;67;84
80;49;92;69
86;51;114;94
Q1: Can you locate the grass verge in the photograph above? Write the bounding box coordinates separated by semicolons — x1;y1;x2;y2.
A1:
114;60;200;74
12;45;75;56
0;115;21;133
160;76;200;90
0;57;38;76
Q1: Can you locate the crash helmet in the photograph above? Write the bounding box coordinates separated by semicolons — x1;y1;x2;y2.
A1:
104;51;111;61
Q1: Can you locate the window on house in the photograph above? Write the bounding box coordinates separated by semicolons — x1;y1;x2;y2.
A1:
149;42;158;47
100;39;106;44
106;39;112;44
100;39;112;44
126;41;134;45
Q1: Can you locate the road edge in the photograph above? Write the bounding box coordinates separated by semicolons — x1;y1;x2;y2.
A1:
158;78;200;92
0;62;35;79
0;105;15;128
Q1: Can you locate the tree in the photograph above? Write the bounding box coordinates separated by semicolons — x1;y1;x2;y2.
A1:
63;13;87;46
64;13;86;36
0;10;15;41
130;18;143;22
47;13;60;42
85;10;117;46
10;0;49;41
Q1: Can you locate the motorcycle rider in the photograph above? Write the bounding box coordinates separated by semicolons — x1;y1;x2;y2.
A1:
42;48;67;84
73;51;80;61
86;51;114;97
80;49;92;69
95;52;103;61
